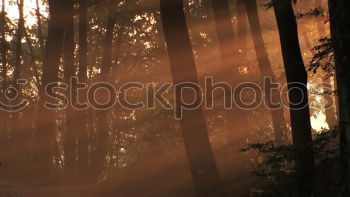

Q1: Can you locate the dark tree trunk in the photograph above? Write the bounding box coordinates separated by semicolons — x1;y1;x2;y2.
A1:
160;0;221;194
36;0;65;179
62;0;77;178
328;0;350;193
272;0;315;195
245;0;287;144
77;0;89;180
314;0;338;129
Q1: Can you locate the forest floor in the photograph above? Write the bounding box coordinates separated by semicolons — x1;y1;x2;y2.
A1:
0;145;257;197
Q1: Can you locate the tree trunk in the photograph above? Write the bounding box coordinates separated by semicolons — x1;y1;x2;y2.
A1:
77;0;89;181
237;0;247;63
35;0;45;53
328;0;350;193
245;0;287;144
160;0;221;194
1;0;6;90
62;0;77;179
272;0;315;195
36;0;65;180
14;0;24;91
0;0;8;175
24;28;40;87
93;8;116;179
211;0;237;71
210;0;247;152
314;0;338;129
10;0;24;149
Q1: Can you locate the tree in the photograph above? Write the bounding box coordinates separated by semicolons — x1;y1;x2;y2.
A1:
210;0;252;152
160;0;221;194
77;0;89;179
0;0;8;173
272;0;315;195
237;0;247;65
211;0;237;71
36;0;65;179
313;0;337;128
62;0;77;179
328;0;350;193
244;0;287;144
35;0;44;52
93;6;117;178
13;0;24;91
11;0;24;148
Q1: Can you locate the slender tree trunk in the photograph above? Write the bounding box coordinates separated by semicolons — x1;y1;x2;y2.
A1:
10;0;24;148
35;0;45;53
245;0;287;144
77;0;89;181
93;8;116;179
210;0;251;152
36;0;65;180
0;0;8;173
328;0;350;193
24;27;40;88
8;0;25;174
62;0;77;179
211;0;237;70
272;0;315;195
314;0;337;128
14;0;24;91
1;0;7;91
160;0;221;194
237;0;247;62
100;9;115;77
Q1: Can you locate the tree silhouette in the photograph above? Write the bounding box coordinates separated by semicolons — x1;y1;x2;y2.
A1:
272;0;315;195
160;0;221;194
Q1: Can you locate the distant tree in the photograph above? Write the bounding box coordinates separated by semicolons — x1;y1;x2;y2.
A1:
272;0;315;195
35;0;44;52
11;0;24;149
237;0;247;64
77;0;89;180
93;5;117;179
211;0;237;71
0;0;8;173
210;0;252;152
62;0;77;179
160;0;221;194
328;0;350;193
13;0;24;91
244;0;287;144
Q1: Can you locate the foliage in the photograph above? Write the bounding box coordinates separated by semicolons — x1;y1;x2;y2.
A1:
308;37;335;77
295;7;324;19
242;129;342;197
264;0;299;10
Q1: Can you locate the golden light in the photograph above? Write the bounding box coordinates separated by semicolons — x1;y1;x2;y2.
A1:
1;0;47;28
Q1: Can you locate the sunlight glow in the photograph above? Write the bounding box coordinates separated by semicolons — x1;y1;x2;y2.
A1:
2;0;47;27
311;111;329;132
